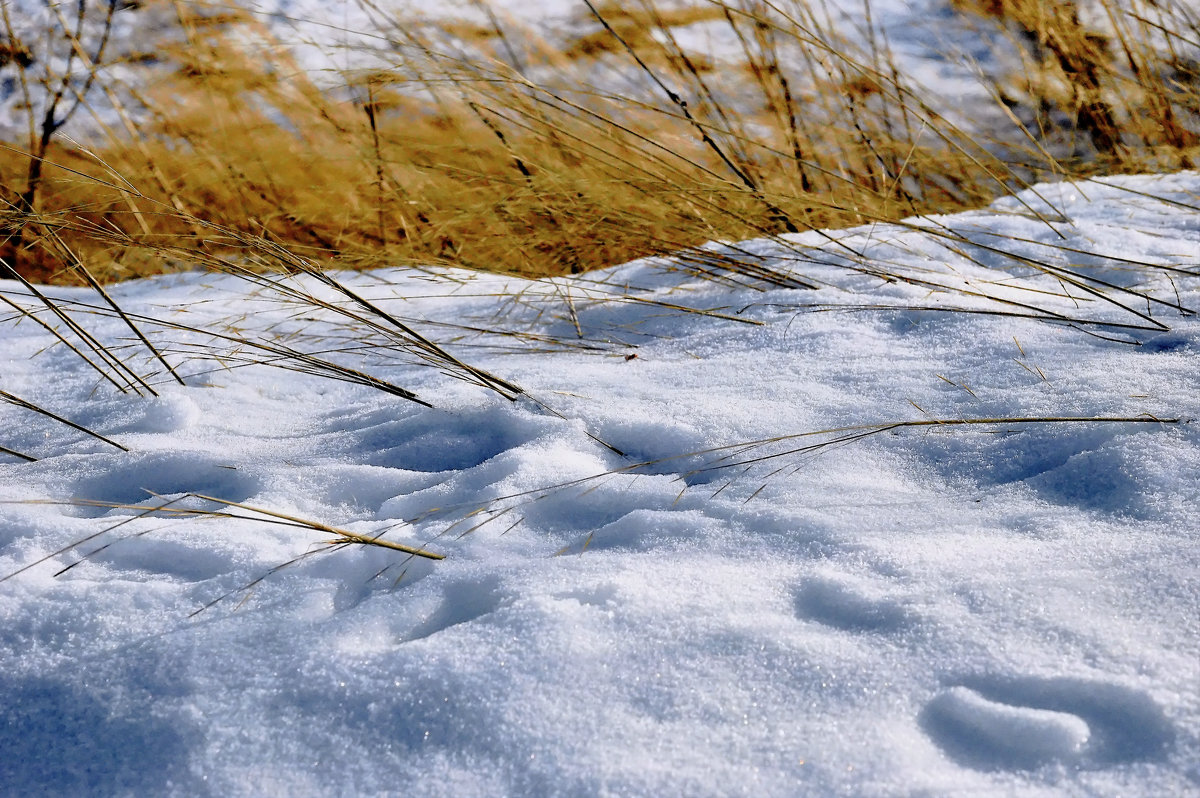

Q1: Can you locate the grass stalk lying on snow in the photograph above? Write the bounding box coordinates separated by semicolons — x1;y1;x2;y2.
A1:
0;388;127;453
183;493;445;561
0;492;445;616
0;259;167;395
0;444;37;463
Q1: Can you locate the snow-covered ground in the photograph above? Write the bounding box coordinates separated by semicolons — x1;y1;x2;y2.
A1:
1;172;1198;796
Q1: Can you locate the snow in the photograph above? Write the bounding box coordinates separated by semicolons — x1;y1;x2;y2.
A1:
2;171;1199;796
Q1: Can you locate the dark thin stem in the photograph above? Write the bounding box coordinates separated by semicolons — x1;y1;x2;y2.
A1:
0;389;128;451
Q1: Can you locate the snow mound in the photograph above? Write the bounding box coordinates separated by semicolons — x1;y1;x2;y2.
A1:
1;172;1198;796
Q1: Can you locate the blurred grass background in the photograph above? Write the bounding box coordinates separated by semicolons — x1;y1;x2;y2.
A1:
1;0;1197;285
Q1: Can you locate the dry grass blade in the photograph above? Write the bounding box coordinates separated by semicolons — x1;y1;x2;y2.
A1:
0;388;127;452
42;225;187;385
3;283;434;402
0;495;191;585
0;254;156;394
185;493;445;560
0;491;445;620
187;546;340;618
0;444;37;462
257;253;525;400
682;415;1181;474
0;278;147;389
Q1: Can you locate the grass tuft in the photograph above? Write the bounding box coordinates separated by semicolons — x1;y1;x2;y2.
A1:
1;0;1194;285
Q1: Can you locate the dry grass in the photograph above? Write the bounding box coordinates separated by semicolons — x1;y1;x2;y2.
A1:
0;492;444;616
953;0;1200;166
0;0;1198;286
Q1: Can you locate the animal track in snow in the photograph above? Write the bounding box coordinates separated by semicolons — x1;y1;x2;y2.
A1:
558;509;713;554
328;403;545;473
923;686;1090;769
921;675;1175;771
1139;330;1199;353
921;424;1172;517
943;426;1117;488
403;575;508;642
791;577;912;633
69;451;260;518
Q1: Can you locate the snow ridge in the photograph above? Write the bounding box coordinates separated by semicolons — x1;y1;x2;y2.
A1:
1;173;1198;796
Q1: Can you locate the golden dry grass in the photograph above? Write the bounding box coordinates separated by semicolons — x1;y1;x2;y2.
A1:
952;0;1200;165
1;0;1198;285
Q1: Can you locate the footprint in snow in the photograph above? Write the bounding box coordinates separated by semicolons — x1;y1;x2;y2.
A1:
791;577;912;633
921;675;1175;771
402;575;508;642
69;451;260;518
328;403;542;473
1138;330;1198;353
